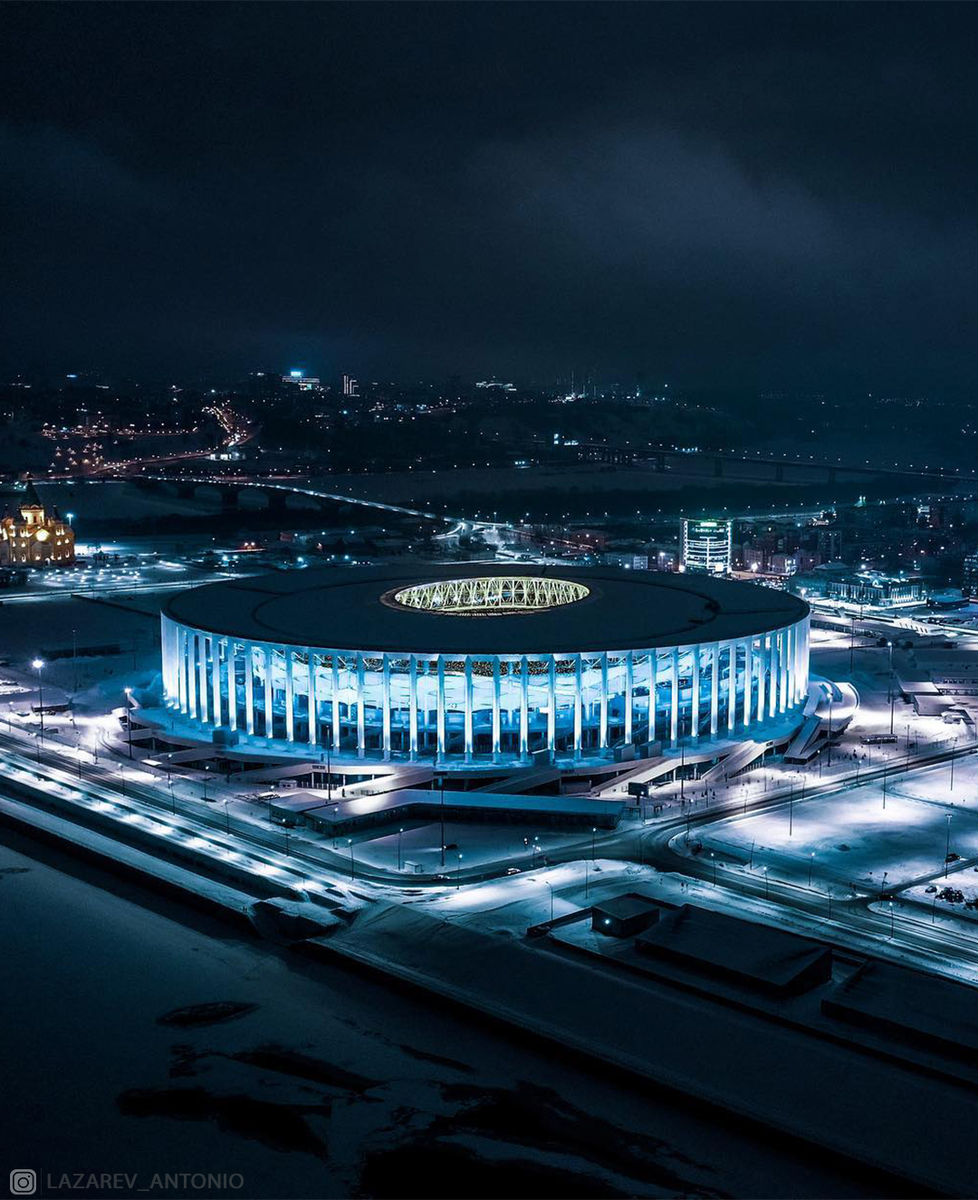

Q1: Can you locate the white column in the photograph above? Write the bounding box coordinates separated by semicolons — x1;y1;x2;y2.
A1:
263;646;274;738
769;633;779;718
198;634;209;723
186;629;197;718
599;653;609;750
409;655;418;760
756;636;766;722
742;639;752;727
284;648;295;742
670;647;679;745
519;656;529;759
227;645;237;731
574;654;583;757
212;638;222;727
180;628;190;714
356;653;365;756
624;651;634;745
492;658;501;761
691;645;700;739
331;656;340;751
548;655;557;756
437;656;446;760
464;657;474;762
244;643;255;735
382;655;391;759
779;629;789;713
649;652;658;743
710;643;719;737
727;642;736;732
308;652;317;746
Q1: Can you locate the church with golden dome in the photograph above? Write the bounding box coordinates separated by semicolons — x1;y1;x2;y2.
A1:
0;477;75;567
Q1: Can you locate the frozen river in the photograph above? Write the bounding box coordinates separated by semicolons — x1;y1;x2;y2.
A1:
0;823;907;1199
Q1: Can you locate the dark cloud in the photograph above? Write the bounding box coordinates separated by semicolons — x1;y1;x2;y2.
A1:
2;2;978;390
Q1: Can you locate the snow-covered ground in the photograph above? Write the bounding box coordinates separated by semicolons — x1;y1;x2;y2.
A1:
0;834;885;1200
692;757;978;894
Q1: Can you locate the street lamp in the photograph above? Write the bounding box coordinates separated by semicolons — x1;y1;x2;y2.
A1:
945;813;952;877
591;826;596;863
124;687;133;759
809;851;815;888
32;658;45;739
456;852;463;891
397;826;404;871
348;837;355;880
887;641;895;736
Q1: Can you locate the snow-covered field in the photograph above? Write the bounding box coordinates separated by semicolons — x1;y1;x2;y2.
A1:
0;832;886;1200
694;758;978;892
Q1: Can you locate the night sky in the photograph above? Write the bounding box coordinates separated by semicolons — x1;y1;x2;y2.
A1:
3;2;978;390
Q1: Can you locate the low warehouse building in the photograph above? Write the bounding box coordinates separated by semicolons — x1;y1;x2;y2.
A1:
591;893;661;938
637;905;833;997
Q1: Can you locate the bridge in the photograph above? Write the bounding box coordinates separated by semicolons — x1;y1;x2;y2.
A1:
564;443;970;487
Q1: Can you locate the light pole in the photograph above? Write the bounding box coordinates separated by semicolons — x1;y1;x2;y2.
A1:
32;658;45;739
945;813;952;877
950;745;956;792
124;687;133;759
591;826;596;863
584;858;589;899
887;641;895;736
348;837;355;879
809;851;815;887
711;851;717;886
223;799;230;834
439;775;445;868
547;881;554;921
457;852;463;891
397;827;403;871
762;864;769;900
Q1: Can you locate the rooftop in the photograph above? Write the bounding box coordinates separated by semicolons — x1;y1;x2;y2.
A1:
163;564;809;654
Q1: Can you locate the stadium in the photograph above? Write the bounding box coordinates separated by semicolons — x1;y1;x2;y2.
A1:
159;565;811;770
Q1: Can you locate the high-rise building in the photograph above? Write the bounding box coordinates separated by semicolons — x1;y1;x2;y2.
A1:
682;518;732;574
342;374;359;397
282;369;320;391
963;552;978;598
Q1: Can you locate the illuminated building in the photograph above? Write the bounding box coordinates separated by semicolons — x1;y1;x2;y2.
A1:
342;374;359;397
964;553;978;599
682;518;733;574
160;566;810;767
281;369;320;391
0;477;75;567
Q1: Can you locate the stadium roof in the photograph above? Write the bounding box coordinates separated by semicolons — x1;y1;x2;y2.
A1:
163;564;808;655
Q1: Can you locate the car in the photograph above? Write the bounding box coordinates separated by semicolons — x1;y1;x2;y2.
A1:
505;866;521;876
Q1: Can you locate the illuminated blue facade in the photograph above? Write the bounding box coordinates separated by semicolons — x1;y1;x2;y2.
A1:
160;569;810;764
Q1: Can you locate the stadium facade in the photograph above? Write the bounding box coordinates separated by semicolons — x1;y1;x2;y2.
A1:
160;565;810;766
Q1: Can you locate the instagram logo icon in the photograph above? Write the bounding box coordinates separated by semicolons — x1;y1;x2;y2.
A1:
9;1170;36;1195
